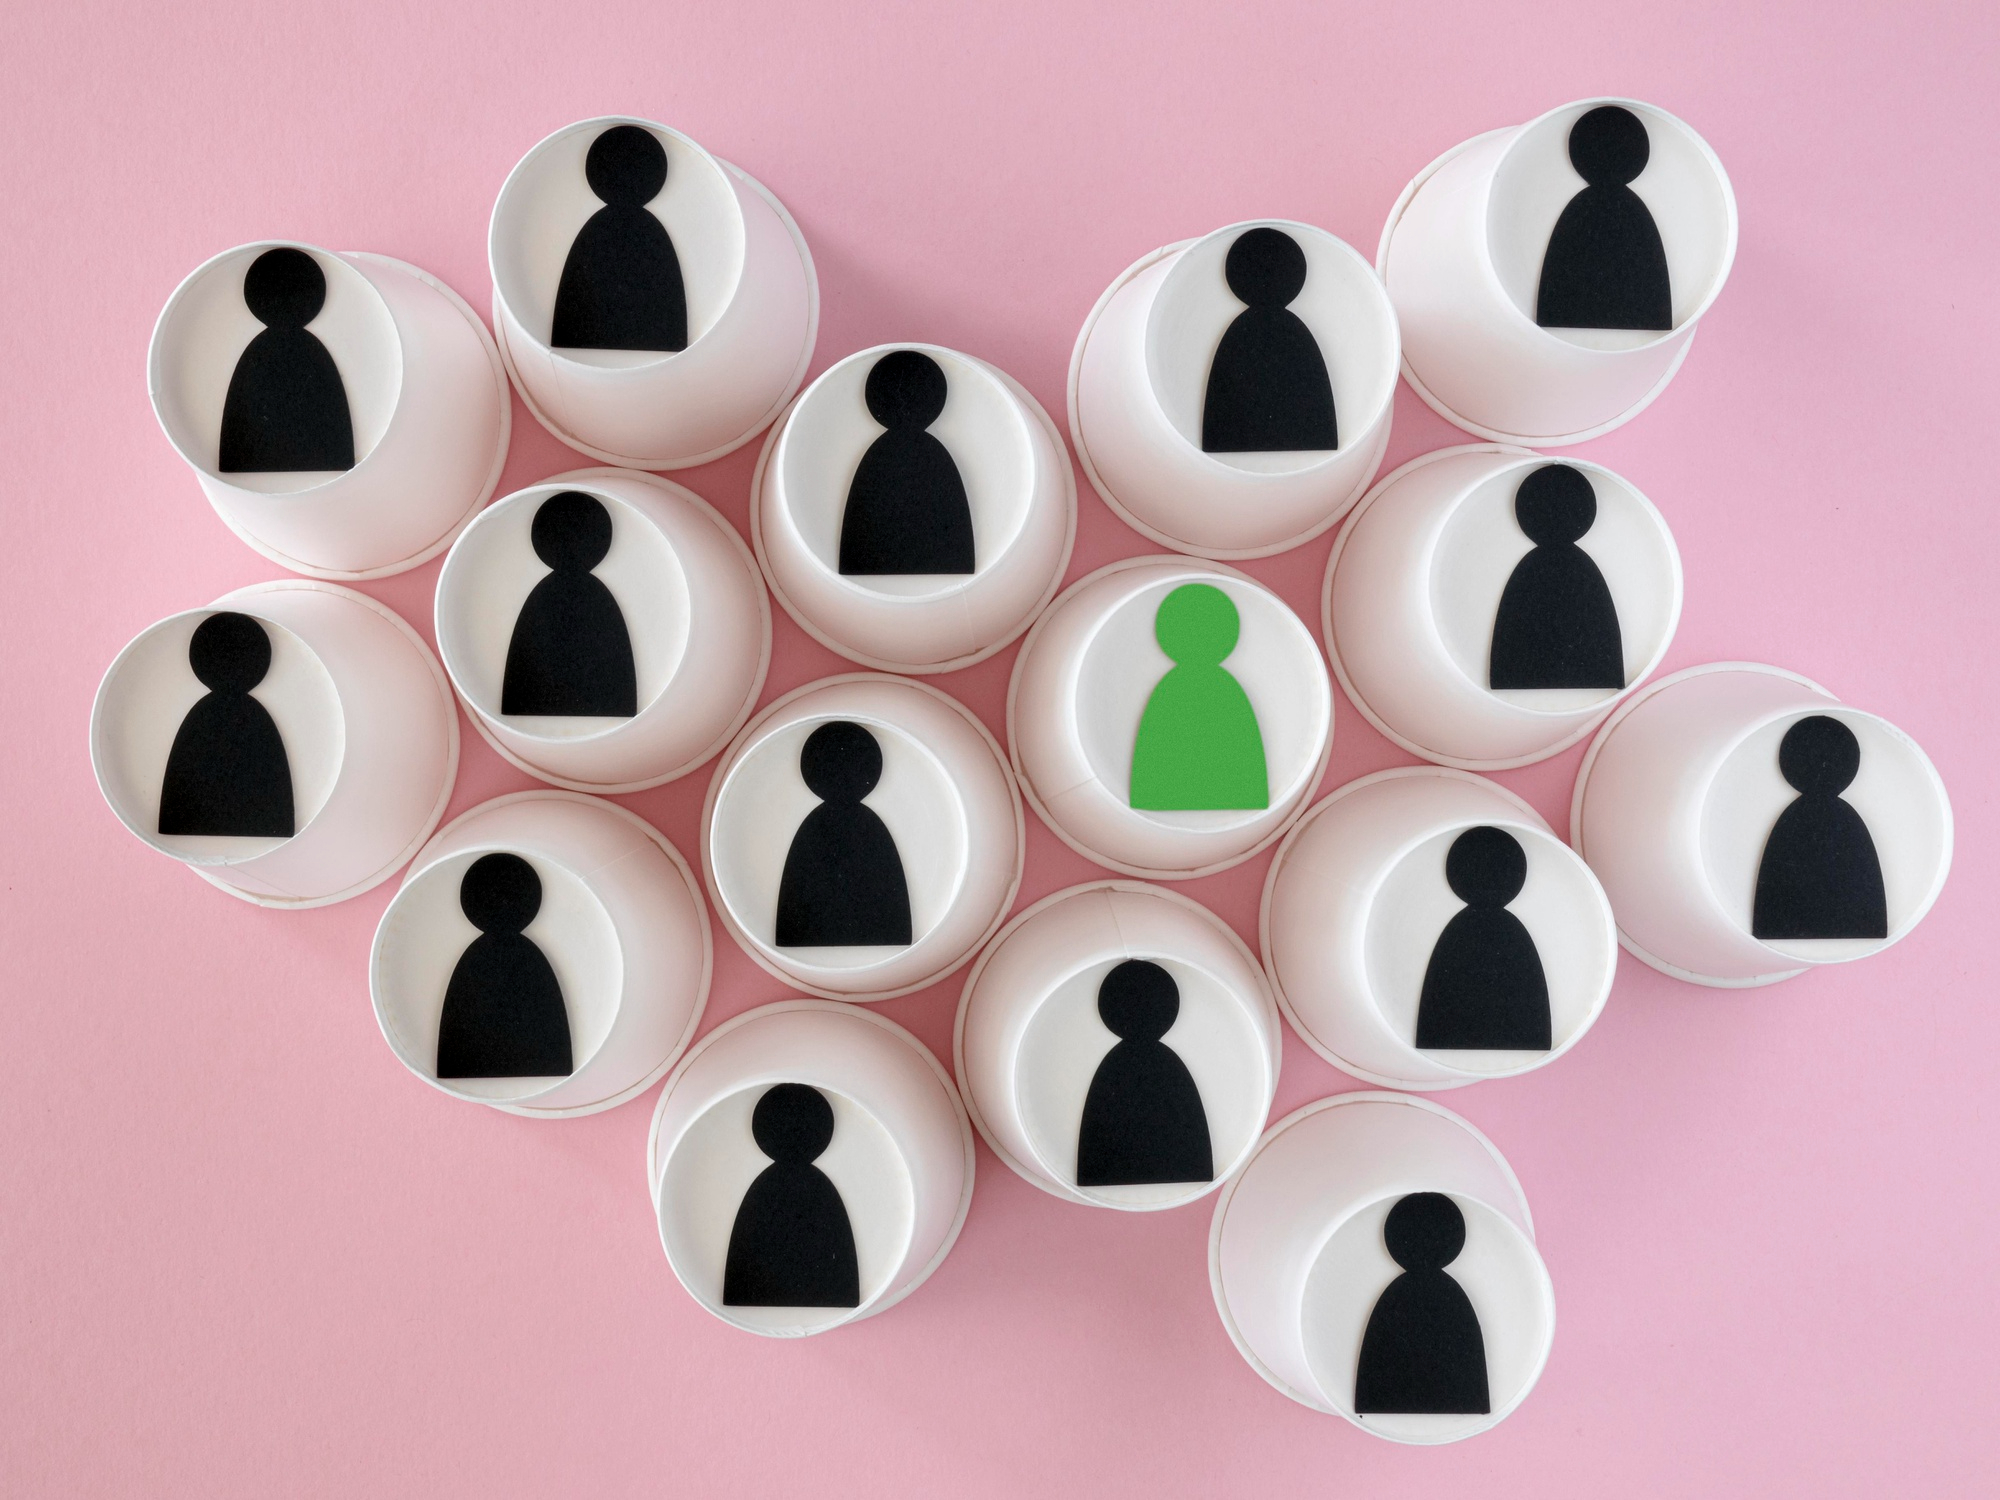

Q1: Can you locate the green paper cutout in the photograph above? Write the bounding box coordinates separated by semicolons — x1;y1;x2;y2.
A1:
1129;583;1270;811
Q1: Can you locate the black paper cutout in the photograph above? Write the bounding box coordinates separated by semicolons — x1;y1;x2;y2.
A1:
1355;1193;1491;1416
217;248;356;474
1416;827;1552;1051
500;491;638;717
1752;716;1889;940
774;722;913;948
157;612;295;838
550;125;688;352
436;853;573;1079
1201;227;1339;454
838;350;976;576
723;1084;861;1308
1489;465;1625;691
1535;105;1672;332
1075;960;1214;1187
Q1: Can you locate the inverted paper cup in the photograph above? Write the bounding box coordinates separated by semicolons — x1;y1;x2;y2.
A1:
702;674;1025;1000
371;791;710;1117
955;881;1280;1210
435;468;770;792
1572;662;1953;987
1380;97;1737;445
91;580;458;907
489;116;818;469
149;242;510;579
1325;445;1681;769
1210;1091;1555;1443
1069;220;1399;558
1262;768;1616;1089
752;343;1076;672
1009;556;1334;878
647;1000;974;1337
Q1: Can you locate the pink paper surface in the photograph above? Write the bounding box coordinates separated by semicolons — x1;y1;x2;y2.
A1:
4;1;1995;1494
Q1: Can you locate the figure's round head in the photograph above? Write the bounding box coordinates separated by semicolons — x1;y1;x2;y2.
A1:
531;490;614;571
1223;226;1308;308
864;349;948;429
584;124;669;206
1383;1192;1466;1271
459;852;543;934
1097;959;1180;1043
1514;464;1597;545
187;611;273;692
1153;582;1241;667
799;720;884;803
1778;715;1862;796
1445;825;1528;908
1567;104;1650;187
752;1082;836;1164
242;247;326;328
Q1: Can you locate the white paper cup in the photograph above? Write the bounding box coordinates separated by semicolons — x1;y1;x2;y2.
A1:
702;674;1025;1000
489;116;818;469
1069;220;1399;558
370;791;710;1117
647;999;974;1337
1210;1091;1555;1443
91;580;458;907
955;881;1280;1210
1009;556;1334;878
1572;662;1953;987
434;468;770;793
751;343;1076;672
1325;445;1682;769
149;242;510;579
1380;98;1737;445
1262;769;1616;1089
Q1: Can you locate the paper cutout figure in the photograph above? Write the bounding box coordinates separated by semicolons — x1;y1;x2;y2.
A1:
1535;105;1672;332
1076;960;1213;1187
1752;716;1889;940
723;1084;861;1308
774;721;913;947
1201;227;1339;453
1130;584;1269;811
1355;1193;1491;1416
838;350;975;576
217;248;355;474
500;491;638;717
550;124;688;352
157;612;295;838
1489;465;1625;691
1416;827;1552;1050
435;853;573;1079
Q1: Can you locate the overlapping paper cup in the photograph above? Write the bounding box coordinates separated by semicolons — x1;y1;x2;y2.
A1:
90;581;458;906
1210;1091;1556;1443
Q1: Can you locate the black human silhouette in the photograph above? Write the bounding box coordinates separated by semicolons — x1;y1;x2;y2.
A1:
1416;826;1552;1051
550;124;688;352
723;1084;861;1308
435;853;573;1079
1489;465;1624;691
500;491;638;717
838;350;976;576
1535;104;1672;332
774;722;913;948
217;247;355;473
157;612;295;838
1075;960;1214;1188
1201;226;1339;453
1752;716;1889;940
1355;1193;1491;1417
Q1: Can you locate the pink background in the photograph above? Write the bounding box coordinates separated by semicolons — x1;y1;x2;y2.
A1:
4;1;1995;1493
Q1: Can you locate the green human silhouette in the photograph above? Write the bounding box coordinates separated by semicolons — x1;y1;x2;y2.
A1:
1129;583;1270;811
